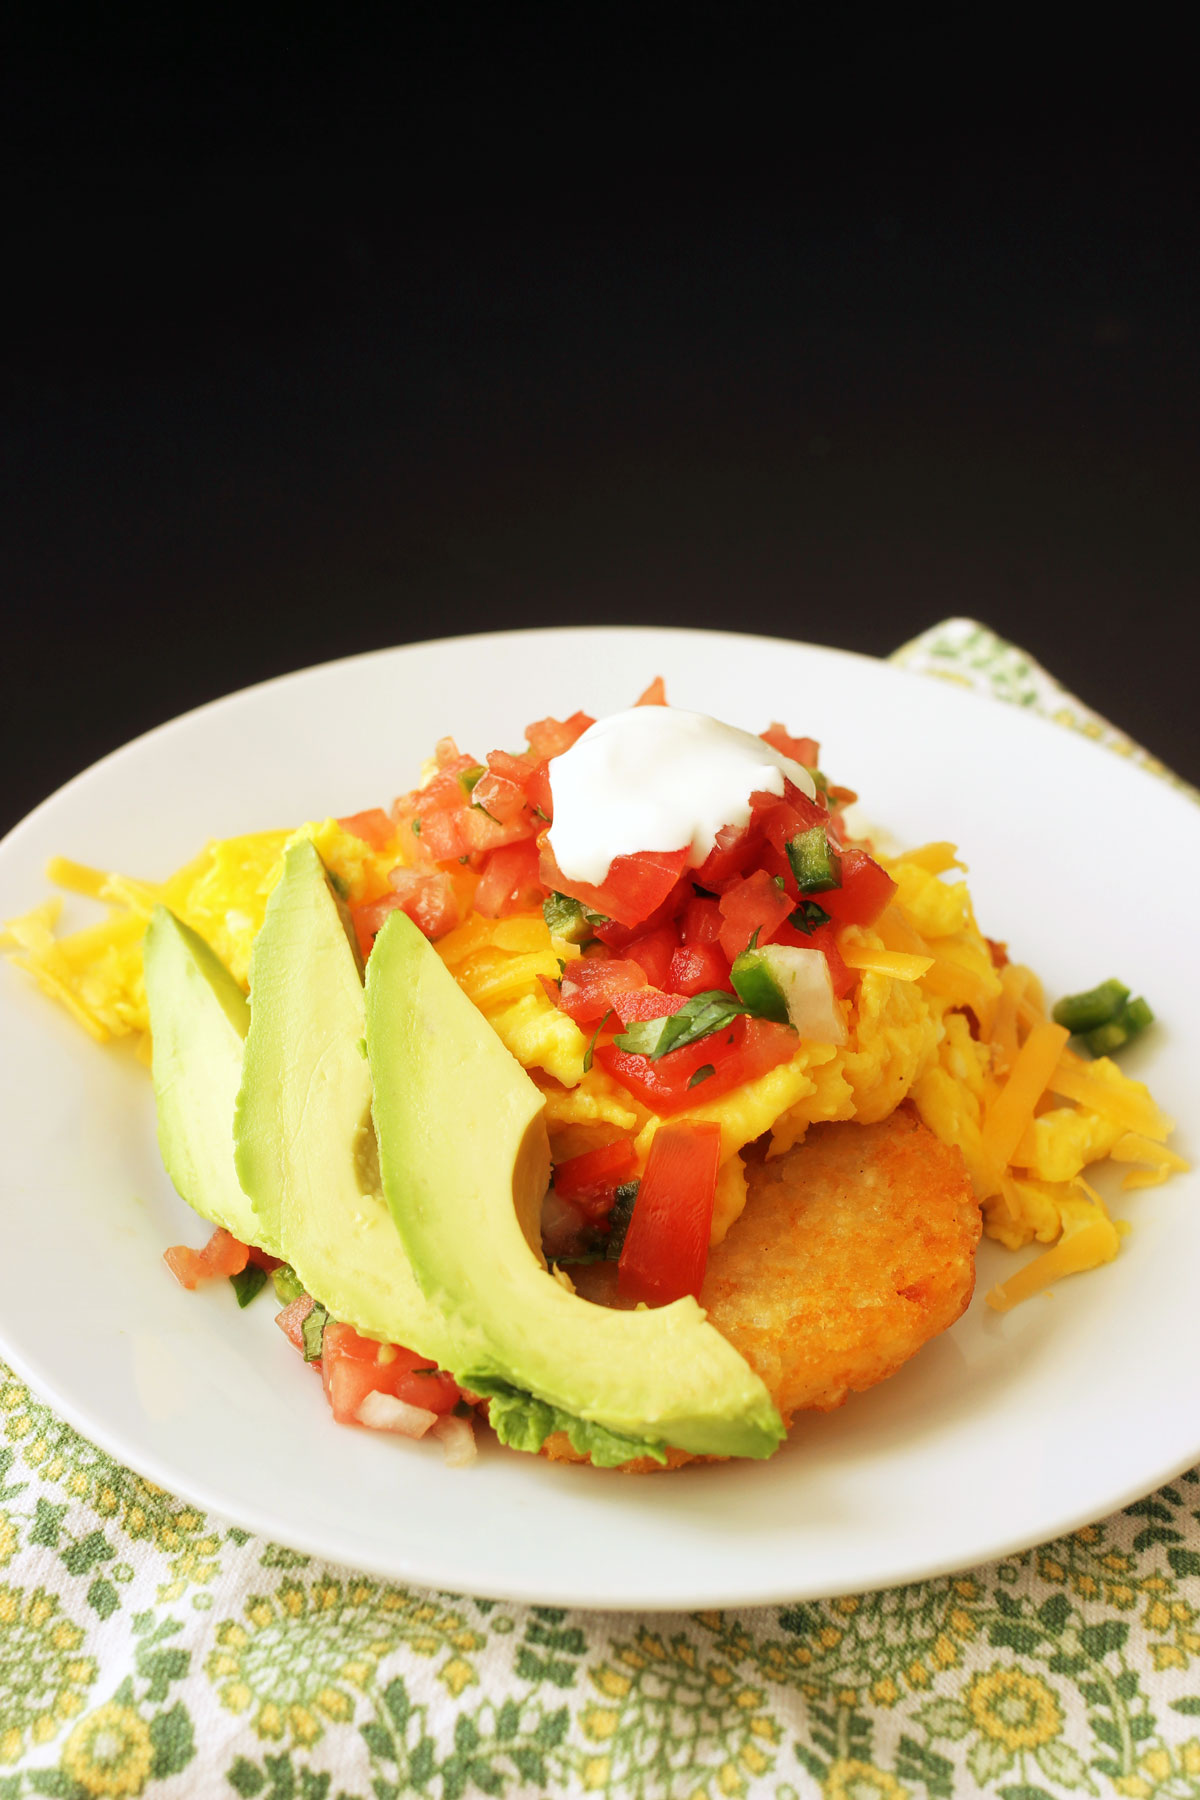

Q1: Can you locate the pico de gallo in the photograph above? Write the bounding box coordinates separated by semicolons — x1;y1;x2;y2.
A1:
343;681;895;1306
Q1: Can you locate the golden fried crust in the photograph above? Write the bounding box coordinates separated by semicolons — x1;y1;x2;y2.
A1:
546;1109;980;1470
699;1107;980;1415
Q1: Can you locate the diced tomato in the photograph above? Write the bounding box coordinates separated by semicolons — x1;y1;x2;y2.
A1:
162;1244;207;1289
246;1245;282;1272
485;749;535;786
472;747;549;834
163;1226;250;1290
201;1228;249;1277
753;791;829;867
617;1121;722;1306
760;723;819;767
668;941;733;997
680;895;722;944
717;869;795;963
554;1139;637;1203
688;783;825;896
276;1293;314;1353
433;735;466;772
319;1321;460;1424
522;758;554;820
609;986;686;1026
540;841;691;931
406;807;468;863
393;741;545;869
471;768;526;826
337;808;395;852
351;871;460;955
321;1350;402;1425
591;876;691;947
692;819;758;893
635;676;668;706
557;958;649;1024
623;925;679;989
525;711;595;760
598;1014;797;1115
470;840;543;918
816;849;897;930
418;755;479;814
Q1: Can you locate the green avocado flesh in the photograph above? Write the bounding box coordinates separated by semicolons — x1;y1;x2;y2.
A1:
143;906;279;1256
365;909;785;1462
233;840;472;1372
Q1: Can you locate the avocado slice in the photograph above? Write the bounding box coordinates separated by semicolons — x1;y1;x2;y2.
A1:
365;909;786;1462
233;839;473;1370
144;906;279;1255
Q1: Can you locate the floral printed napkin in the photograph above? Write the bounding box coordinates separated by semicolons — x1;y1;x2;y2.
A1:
2;620;1197;1800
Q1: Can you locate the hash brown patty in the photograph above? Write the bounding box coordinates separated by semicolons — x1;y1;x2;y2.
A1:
546;1108;980;1470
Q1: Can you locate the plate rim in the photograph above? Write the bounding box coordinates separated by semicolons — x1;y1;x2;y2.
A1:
4;1318;1200;1613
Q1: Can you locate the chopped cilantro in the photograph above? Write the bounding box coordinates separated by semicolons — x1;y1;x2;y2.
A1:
688;1063;716;1088
582;1007;614;1073
301;1302;329;1363
230;1265;268;1308
615;991;747;1060
543;891;609;944
789;899;831;934
605;1181;640;1260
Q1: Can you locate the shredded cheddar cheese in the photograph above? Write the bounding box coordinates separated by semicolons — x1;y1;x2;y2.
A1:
839;945;933;981
980;1020;1071;1172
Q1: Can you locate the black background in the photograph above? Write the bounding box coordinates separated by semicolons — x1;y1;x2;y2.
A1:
4;27;1198;839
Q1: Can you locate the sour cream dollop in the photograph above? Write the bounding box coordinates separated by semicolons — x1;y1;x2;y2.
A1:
547;707;818;887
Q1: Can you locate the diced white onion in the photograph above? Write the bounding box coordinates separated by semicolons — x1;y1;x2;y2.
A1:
760;946;848;1045
431;1413;478;1466
540;1188;584;1259
355;1391;438;1437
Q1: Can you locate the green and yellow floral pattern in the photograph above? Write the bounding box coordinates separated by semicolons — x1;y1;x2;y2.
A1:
2;624;1197;1797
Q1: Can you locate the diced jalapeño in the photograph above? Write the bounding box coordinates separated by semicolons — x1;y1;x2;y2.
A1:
1051;978;1130;1034
543;891;607;944
1078;995;1154;1058
729;949;790;1023
787;826;842;895
272;1263;305;1306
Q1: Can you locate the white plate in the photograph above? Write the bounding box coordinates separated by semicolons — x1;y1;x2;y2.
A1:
1;627;1196;1611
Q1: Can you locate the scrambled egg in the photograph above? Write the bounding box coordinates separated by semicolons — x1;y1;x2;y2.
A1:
3;828;1186;1304
1;819;400;1041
